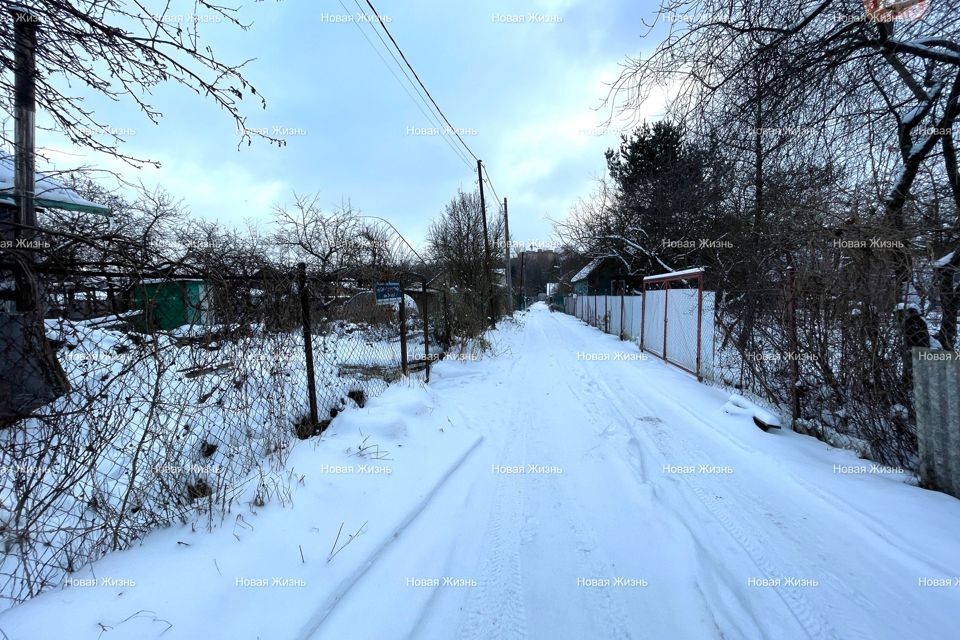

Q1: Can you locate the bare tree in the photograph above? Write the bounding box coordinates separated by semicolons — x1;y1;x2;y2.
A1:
554;0;960;465
609;0;960;326
0;0;281;165
271;194;363;277
428;189;503;296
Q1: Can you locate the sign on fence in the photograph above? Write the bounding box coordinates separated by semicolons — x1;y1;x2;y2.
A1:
375;281;402;306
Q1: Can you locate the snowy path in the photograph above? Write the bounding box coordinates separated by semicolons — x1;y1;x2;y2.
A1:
2;303;959;640
308;303;960;640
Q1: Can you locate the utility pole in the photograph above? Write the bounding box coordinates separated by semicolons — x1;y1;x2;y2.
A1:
11;7;38;311
477;159;495;327
503;197;513;314
1;8;70;418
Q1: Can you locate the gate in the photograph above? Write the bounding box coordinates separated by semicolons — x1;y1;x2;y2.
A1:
640;268;714;380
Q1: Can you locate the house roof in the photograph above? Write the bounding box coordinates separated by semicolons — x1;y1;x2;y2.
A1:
0;152;111;215
571;257;604;283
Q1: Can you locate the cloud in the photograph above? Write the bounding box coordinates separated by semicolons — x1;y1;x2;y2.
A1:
17;0;665;246
36;142;288;228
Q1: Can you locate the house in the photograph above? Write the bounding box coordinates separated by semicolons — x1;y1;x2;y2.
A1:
570;256;631;295
2;151;113;318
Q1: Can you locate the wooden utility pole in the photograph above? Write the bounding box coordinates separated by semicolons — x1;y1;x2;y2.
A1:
503;197;513;313
11;7;39;311
477;159;495;327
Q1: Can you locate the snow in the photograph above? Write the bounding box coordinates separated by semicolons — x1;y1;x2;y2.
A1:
723;393;782;428
1;314;431;608
0;152;108;212
2;304;959;639
933;250;956;268
138;278;205;285
570;257;603;283
895;301;921;312
643;266;704;281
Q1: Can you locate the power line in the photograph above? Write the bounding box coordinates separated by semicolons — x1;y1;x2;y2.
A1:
349;0;473;169
482;163;503;211
339;0;473;169
348;1;510;212
363;0;479;163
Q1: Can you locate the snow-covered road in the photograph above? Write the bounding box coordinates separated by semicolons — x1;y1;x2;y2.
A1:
3;303;959;640
311;303;960;640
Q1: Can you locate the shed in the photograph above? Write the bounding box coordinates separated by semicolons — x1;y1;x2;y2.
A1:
130;279;211;331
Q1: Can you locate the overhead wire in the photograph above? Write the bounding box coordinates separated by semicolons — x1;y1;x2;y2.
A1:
363;0;480;163
338;0;474;169
481;163;504;211
344;0;510;212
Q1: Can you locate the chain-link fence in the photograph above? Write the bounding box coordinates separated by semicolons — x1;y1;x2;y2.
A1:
0;210;491;609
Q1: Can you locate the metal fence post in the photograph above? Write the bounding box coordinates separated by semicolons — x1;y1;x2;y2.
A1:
422;277;430;383
786;266;800;427
663;283;669;359
640;282;647;351
605;295;609;334
620;287;627;340
442;288;452;351
297;262;319;427
399;276;408;376
696;273;703;381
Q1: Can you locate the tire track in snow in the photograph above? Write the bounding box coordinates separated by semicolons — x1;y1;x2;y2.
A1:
456;476;529;640
296;435;484;640
599;373;884;631
641;421;851;640
602;352;956;581
608;402;848;637
553;318;846;640
527;469;639;640
527;347;639;639
456;409;529;640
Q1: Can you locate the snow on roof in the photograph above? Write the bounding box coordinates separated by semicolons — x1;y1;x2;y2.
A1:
643;267;704;282
0;152;110;215
571;257;604;283
139;278;205;285
934;250;957;268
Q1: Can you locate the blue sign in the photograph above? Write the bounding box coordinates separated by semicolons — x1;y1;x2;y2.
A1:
375;281;402;306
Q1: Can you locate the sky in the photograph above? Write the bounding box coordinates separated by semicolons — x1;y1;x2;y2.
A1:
31;0;671;253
